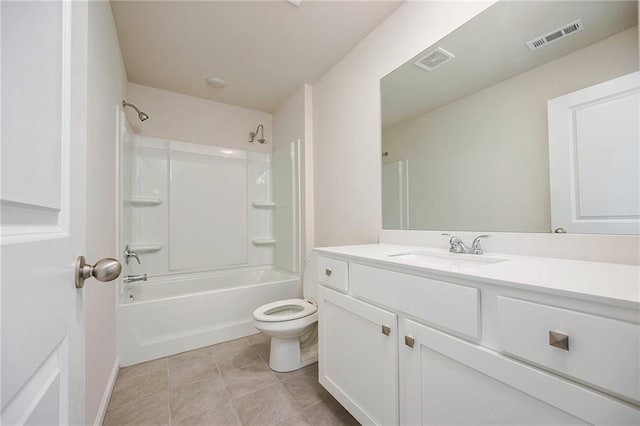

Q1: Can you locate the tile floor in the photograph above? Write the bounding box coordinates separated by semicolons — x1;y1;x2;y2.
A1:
103;334;359;426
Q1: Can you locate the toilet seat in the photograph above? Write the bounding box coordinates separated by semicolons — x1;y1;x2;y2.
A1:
253;298;317;322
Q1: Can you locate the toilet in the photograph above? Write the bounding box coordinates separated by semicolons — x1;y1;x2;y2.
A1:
252;254;318;372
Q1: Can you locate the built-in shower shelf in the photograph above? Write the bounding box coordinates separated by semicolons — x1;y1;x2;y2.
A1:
252;239;276;246
127;197;163;207
251;201;275;209
129;243;163;253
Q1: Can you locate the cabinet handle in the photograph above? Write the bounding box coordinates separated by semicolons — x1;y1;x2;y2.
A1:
381;325;390;336
405;336;415;348
325;268;332;277
549;330;569;351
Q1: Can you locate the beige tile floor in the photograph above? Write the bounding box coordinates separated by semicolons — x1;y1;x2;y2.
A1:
103;334;359;426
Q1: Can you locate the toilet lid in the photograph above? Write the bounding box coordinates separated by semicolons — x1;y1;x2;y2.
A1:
253;298;317;322
302;252;318;303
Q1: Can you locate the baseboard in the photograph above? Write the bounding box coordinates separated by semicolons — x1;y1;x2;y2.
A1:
93;357;119;426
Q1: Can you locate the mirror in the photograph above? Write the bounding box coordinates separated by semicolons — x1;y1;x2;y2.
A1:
381;1;639;234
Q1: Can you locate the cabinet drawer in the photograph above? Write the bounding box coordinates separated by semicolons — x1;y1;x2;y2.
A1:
350;263;480;338
317;256;348;291
497;296;640;402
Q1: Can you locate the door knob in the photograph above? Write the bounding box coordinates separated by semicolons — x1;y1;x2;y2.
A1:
75;256;122;288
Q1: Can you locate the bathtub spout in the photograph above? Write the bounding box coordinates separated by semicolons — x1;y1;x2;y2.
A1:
123;274;147;283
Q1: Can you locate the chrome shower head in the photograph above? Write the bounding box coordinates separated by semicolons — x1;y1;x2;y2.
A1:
249;124;267;144
122;100;150;122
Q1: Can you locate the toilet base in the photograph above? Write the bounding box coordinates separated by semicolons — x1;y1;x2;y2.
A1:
267;323;318;372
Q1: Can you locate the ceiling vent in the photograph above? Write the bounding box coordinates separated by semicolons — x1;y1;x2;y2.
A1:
414;47;455;71
526;19;584;51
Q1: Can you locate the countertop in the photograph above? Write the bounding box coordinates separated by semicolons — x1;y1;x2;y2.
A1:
314;244;640;310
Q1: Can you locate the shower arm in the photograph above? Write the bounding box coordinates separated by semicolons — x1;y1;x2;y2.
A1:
122;101;143;115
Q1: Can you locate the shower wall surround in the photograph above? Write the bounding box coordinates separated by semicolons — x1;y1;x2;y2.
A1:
125;135;279;277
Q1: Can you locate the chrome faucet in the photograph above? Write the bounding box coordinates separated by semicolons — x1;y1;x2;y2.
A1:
442;233;491;255
441;233;472;254
472;235;491;255
124;245;141;265
123;273;147;283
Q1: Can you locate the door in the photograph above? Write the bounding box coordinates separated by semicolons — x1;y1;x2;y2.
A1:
2;1;89;424
548;72;640;234
381;160;408;230
318;286;398;425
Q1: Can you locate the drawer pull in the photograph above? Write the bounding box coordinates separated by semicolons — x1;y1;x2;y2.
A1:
381;325;390;336
325;268;332;277
549;330;569;351
405;336;415;348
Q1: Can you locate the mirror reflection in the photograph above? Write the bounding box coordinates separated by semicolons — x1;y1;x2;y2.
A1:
381;1;639;234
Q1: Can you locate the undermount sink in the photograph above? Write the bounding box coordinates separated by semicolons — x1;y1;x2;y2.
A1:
387;250;508;266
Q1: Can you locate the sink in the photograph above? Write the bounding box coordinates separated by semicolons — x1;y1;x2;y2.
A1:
387;250;508;267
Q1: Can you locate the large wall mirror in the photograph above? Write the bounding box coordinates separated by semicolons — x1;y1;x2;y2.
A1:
381;1;639;234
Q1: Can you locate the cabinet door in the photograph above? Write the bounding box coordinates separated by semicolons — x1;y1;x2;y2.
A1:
318;286;398;425
403;319;638;425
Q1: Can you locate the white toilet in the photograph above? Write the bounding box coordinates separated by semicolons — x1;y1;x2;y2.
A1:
252;254;318;372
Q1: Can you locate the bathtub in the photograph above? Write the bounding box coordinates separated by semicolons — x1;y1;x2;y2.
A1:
118;267;300;366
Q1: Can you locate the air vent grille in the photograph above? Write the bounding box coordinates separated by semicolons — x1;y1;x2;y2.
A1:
414;47;455;71
526;19;584;51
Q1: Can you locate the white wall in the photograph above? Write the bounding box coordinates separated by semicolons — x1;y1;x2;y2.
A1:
272;84;314;271
126;83;272;153
382;26;639;233
86;1;127;424
312;1;494;247
273;86;306;152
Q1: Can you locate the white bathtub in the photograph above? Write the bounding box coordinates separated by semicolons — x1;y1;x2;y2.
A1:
118;267;300;366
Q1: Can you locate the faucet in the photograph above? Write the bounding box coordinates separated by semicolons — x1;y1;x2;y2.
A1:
441;233;472;254
471;235;491;255
124;245;141;265
442;233;491;255
123;273;147;283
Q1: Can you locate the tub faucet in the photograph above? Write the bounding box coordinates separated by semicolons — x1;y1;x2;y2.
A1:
124;245;141;265
123;273;147;283
441;233;472;254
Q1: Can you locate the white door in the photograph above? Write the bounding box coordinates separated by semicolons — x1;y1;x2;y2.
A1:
548;72;640;235
318;286;398;425
381;160;408;230
1;1;89;424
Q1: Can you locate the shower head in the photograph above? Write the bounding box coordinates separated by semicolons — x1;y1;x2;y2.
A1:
249;124;267;144
122;100;149;122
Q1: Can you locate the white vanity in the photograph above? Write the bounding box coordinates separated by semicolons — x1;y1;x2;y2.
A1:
314;244;640;425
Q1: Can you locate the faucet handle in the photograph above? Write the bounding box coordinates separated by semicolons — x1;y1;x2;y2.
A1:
441;233;460;252
472;235;491;254
124;245;141;265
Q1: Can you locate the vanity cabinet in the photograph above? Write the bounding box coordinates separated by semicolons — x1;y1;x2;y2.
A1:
316;254;640;426
317;286;398;425
402;319;634;425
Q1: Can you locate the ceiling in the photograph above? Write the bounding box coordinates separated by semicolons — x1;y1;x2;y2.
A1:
111;0;402;113
381;1;638;129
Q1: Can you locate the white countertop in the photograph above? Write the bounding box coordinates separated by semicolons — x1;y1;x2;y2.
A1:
314;244;640;309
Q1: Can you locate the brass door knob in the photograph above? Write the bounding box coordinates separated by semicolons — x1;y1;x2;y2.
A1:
75;256;122;288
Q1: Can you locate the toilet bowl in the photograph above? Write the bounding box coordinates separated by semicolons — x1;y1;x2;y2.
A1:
252;254;318;372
